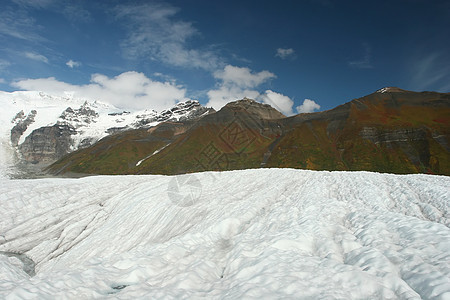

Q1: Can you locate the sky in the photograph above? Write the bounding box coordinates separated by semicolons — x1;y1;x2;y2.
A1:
0;0;449;115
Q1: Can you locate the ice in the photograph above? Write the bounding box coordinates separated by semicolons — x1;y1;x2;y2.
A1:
0;169;449;298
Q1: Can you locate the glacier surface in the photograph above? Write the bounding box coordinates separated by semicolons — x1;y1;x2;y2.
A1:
0;169;449;299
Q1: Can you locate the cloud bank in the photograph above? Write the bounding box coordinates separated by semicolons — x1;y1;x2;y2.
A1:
12;71;187;112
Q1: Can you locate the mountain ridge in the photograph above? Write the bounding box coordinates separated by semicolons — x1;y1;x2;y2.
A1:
47;87;450;176
0;91;213;178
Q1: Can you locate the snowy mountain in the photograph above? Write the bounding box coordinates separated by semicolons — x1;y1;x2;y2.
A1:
0;169;449;298
0;91;213;178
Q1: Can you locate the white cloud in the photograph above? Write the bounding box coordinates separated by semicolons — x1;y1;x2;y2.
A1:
206;65;276;110
207;86;260;111
24;52;48;63
259;90;294;116
12;71;187;112
0;78;5;84
207;65;295;115
214;65;276;88
115;3;222;70
296;99;321;114
66;59;81;68
275;48;295;60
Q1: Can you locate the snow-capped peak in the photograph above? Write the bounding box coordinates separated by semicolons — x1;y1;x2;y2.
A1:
376;87;405;94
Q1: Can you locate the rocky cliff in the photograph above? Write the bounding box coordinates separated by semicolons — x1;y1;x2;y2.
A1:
19;124;76;165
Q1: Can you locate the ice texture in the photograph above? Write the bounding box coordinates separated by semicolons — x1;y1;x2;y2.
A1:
0;169;449;299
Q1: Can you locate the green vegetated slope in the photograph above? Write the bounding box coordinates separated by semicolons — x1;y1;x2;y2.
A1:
48;88;450;176
267;89;450;174
49;122;193;175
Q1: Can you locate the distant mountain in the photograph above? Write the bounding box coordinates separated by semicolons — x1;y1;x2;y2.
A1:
48;88;450;176
0;91;213;178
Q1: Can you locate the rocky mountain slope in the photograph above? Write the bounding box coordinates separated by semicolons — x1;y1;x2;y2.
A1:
48;88;450;176
0;91;213;178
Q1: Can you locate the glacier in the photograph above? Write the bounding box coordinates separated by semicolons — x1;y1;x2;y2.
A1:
0;169;449;299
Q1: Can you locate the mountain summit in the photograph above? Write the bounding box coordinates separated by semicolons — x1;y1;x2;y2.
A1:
376;87;408;93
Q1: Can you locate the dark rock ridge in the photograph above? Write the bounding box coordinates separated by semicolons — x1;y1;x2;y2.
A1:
133;100;213;127
58;102;98;125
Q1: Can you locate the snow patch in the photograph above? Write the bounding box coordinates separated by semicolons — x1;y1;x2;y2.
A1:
136;143;171;167
377;87;391;93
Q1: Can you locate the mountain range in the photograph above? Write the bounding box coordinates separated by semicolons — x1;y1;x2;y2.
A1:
45;87;450;176
0;91;213;178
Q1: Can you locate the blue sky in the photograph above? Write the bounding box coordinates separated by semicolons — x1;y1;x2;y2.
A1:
0;0;449;114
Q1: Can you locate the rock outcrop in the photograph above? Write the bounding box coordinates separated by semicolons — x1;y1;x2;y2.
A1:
19;124;76;165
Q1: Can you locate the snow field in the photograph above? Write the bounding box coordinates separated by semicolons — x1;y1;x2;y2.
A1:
0;169;449;299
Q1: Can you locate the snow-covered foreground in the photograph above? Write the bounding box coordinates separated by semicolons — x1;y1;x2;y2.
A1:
0;169;449;299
